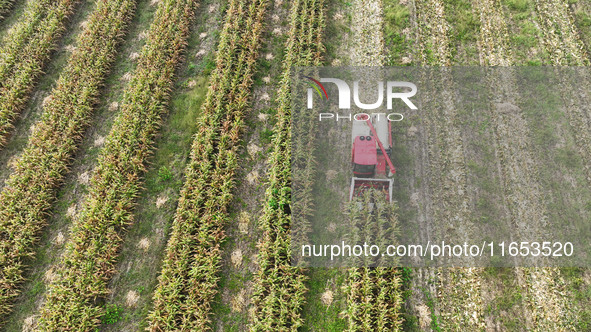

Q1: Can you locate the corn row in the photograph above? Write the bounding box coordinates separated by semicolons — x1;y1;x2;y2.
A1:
345;267;403;331
0;0;15;19
35;0;198;329
290;83;318;256
0;0;79;147
0;0;53;79
343;192;403;332
249;0;325;330
0;0;136;324
146;0;267;330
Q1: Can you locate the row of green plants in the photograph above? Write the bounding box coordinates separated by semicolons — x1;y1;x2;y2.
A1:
0;0;79;147
35;0;199;329
343;191;403;331
249;0;326;330
0;0;14;19
0;0;55;79
345;267;403;331
145;0;268;330
290;71;321;263
0;0;136;324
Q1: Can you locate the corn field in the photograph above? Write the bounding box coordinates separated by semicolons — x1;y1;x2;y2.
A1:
147;0;267;330
0;0;135;322
0;0;588;330
0;0;79;147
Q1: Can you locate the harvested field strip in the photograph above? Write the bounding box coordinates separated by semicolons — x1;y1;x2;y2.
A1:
443;0;479;64
0;0;79;147
382;1;429;329
411;7;451;326
475;2;569;329
569;0;591;56
499;0;547;65
451;10;519;323
523;1;591;328
473;0;510;65
513;68;591;329
348;0;384;66
383;0;413;65
414;0;450;65
413;2;449;328
534;0;587;65
35;0;199;328
553;74;591;207
249;0;325;330
530;1;591;328
426;73;485;330
0;0;136;323
146;0;268;330
532;0;591;185
414;0;486;329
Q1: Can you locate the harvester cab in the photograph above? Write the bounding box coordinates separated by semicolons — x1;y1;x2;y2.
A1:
350;114;395;202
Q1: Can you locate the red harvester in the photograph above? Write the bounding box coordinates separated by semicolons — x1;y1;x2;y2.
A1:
350;114;395;202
